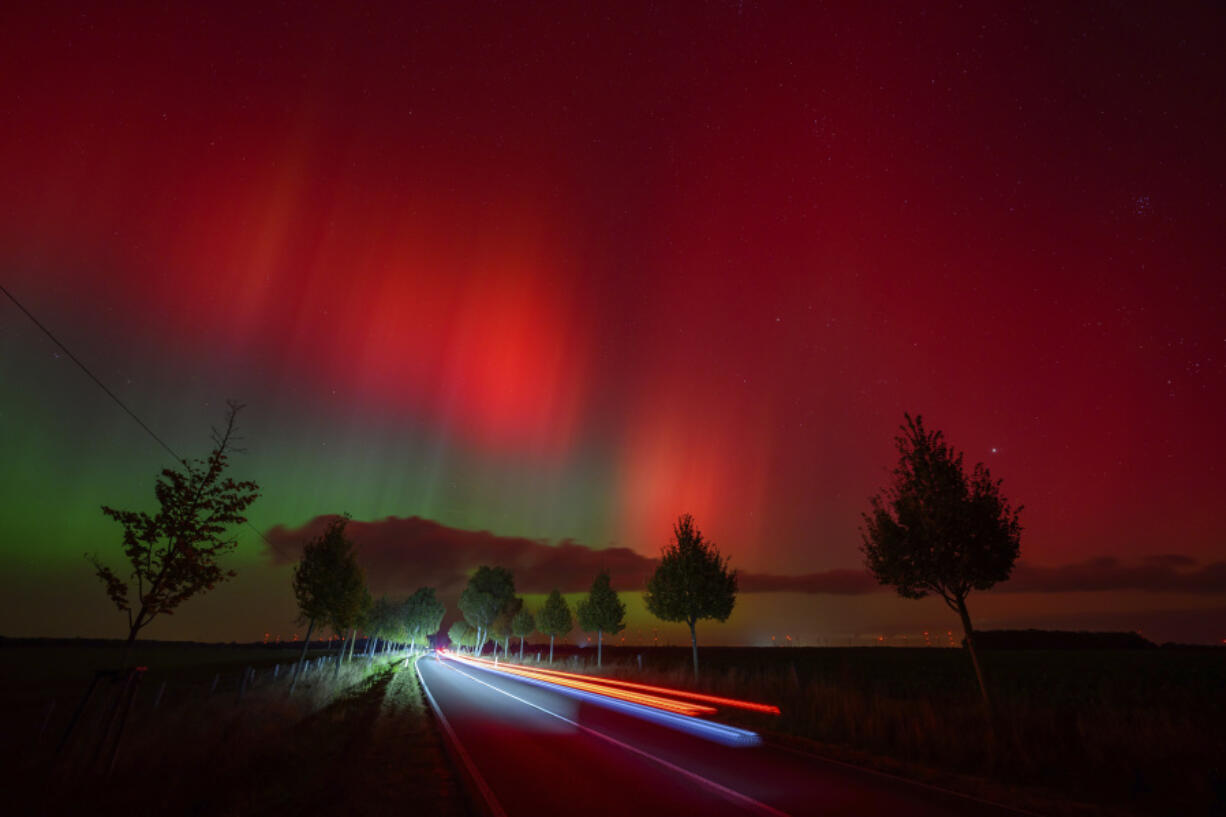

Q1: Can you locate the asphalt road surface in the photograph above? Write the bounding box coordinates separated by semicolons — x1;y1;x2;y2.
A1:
417;654;1027;817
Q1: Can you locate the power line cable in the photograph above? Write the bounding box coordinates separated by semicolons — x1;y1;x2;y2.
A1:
1;282;272;547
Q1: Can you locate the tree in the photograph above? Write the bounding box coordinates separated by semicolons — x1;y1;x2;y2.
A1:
491;596;523;658
365;595;396;656
576;570;625;668
448;620;477;652
537;589;573;663
347;586;372;662
401;587;446;652
645;514;738;677
89;402;259;667
512;607;535;660
328;550;368;675
289;515;365;686
861;414;1022;713
458;565;514;653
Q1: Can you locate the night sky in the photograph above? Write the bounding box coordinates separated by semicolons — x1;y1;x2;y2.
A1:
2;2;1223;645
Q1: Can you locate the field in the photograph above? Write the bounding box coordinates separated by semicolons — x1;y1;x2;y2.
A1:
4;639;1223;816
0;639;464;817
539;644;1226;817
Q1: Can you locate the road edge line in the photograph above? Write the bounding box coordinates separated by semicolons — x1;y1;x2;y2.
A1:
439;656;791;817
416;657;509;817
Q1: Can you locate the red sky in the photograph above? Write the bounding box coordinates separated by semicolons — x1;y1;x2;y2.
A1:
1;2;1223;644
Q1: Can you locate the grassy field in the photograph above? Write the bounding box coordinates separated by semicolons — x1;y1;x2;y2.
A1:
0;640;464;816
533;644;1225;817
6;639;1222;815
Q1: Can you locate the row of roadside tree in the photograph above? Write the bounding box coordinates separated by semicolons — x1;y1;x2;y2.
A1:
285;511;737;677
448;512;736;675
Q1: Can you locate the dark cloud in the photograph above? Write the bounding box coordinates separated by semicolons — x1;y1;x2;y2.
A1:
264;515;1225;598
264;515;654;598
263;514;875;597
1005;556;1226;594
736;571;880;595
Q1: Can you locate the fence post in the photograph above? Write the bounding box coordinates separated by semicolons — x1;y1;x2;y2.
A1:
90;672;135;769
55;672;104;758
39;700;57;741
105;667;145;778
153;680;166;710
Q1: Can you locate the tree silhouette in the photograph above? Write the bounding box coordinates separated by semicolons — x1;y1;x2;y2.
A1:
576;570;625;668
89;401;259;667
512;606;535;660
365;594;396;656
459;565;514;653
861;414;1022;712
290;515;365;686
645;513;737;677
343;585;372;664
537;589;573;663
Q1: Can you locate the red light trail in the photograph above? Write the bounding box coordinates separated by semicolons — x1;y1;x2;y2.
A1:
440;652;780;717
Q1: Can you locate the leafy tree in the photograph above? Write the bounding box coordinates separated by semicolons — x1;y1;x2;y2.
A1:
644;514;738;677
576;570;625;668
511;606;535;660
365;595;396;656
537;589;573;663
491;596;523;658
346;585;372;662
458;565;514;653
88;402;259;667
861;414;1022;712
448;619;477;651
289;515;364;685
401;586;446;652
329;553;367;673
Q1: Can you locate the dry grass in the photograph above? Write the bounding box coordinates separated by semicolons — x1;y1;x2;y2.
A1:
0;645;462;816
515;645;1226;816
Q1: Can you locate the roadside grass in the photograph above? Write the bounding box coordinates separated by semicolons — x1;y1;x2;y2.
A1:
0;644;462;817
500;644;1226;817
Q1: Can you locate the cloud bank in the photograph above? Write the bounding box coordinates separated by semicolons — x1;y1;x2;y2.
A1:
264;515;1225;598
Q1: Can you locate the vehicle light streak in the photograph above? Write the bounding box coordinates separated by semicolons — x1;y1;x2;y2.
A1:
437;655;765;749
487;661;782;715
443;653;717;716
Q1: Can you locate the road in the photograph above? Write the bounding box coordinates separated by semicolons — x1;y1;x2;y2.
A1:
417;654;1026;817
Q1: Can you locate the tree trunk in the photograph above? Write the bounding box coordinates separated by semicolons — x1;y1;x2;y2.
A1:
597;629;602;668
290;619;315;694
956;598;992;715
519;635;524;660
689;619;699;678
549;634;554;663
119;608;148;670
336;628;354;678
505;635;510;658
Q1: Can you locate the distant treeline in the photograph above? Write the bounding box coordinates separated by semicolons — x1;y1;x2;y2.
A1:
972;629;1158;650
0;636;334;650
